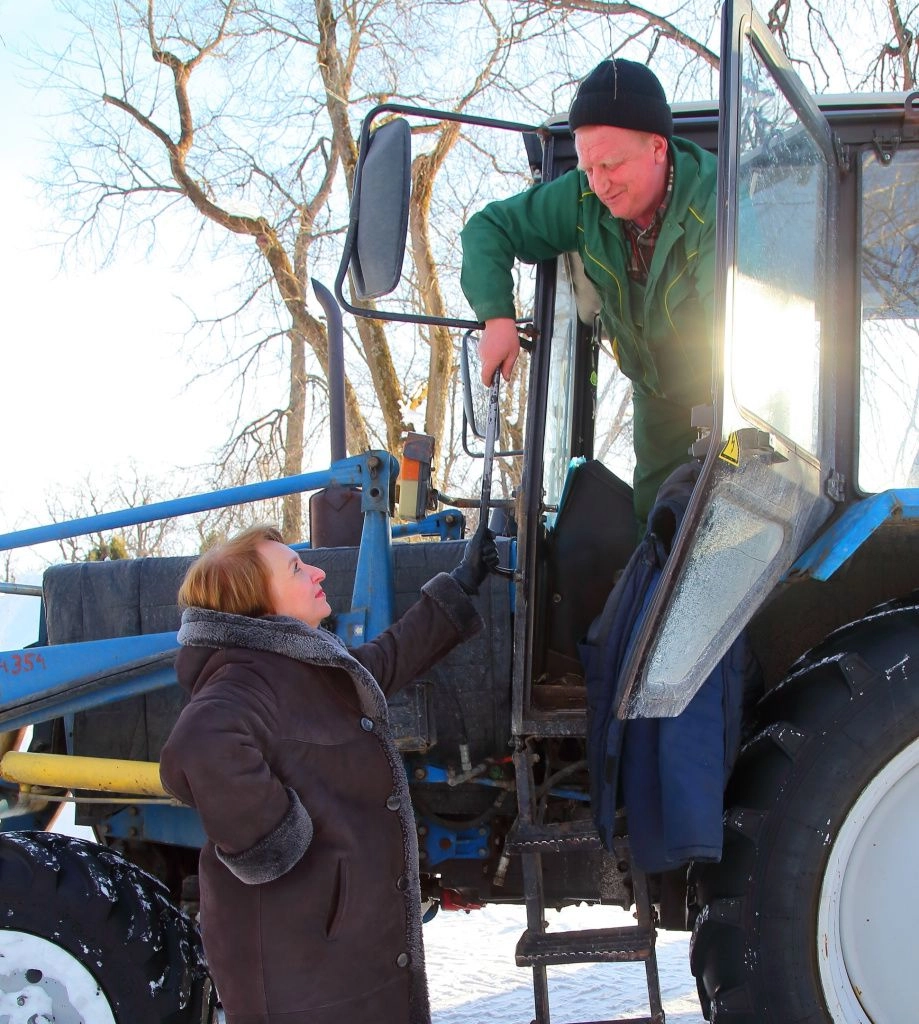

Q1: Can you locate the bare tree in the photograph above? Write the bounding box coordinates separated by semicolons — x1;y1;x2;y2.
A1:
44;464;187;562
535;0;719;71
42;0;560;539
545;0;919;94
45;0;915;549
40;456;295;563
62;0;371;538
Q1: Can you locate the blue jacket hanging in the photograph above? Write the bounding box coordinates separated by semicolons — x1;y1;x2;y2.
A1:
578;461;759;872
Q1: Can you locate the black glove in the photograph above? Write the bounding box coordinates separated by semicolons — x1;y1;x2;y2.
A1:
450;523;500;596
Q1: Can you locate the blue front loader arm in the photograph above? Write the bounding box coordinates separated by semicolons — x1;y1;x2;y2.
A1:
0;451;403;723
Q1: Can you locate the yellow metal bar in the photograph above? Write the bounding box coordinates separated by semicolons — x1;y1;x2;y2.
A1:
0;751;168;797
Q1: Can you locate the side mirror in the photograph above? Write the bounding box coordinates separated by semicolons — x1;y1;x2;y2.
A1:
348;118;411;301
335;103;540;329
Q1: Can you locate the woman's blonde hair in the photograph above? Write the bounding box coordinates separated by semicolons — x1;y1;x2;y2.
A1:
178;525;284;616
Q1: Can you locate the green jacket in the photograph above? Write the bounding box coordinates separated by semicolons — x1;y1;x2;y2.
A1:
460;137;717;523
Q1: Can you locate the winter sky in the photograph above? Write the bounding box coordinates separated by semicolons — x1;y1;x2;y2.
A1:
0;2;245;650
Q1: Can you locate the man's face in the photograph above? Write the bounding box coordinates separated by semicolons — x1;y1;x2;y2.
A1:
574;124;669;227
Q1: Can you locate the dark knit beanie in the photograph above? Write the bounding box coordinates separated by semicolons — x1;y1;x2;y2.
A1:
568;58;673;139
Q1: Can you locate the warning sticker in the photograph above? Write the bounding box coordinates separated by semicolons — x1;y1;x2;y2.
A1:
719;432;740;467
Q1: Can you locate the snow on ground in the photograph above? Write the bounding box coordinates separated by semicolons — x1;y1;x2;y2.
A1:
425;902;705;1023
213;902;703;1024
52;803;705;1023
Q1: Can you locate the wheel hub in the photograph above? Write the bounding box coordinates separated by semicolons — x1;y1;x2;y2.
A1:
818;737;919;1023
0;930;118;1024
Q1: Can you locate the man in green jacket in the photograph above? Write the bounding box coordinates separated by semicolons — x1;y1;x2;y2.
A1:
460;58;717;528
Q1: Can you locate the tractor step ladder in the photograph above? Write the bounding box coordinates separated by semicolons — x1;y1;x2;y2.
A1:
507;745;665;1024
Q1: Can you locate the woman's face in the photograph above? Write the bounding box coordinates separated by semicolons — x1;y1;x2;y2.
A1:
256;540;331;627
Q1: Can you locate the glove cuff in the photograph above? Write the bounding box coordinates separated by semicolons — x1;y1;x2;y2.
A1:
449;564;479;596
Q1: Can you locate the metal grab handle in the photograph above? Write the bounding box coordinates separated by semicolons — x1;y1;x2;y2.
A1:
479;373;515;579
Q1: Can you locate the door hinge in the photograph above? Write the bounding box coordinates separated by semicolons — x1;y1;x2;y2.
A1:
825;468;846;502
689;404;714;459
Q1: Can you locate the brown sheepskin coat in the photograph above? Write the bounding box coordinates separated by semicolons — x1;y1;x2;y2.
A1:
159;572;482;1024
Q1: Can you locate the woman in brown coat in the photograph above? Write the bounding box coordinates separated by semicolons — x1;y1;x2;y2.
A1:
159;524;496;1024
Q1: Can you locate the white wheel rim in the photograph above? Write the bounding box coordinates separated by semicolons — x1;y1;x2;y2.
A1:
0;929;118;1024
818;736;919;1024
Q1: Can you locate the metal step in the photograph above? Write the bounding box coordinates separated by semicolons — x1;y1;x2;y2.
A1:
546;1017;662;1024
505;817;603;853
509;743;665;1023
515;925;655;967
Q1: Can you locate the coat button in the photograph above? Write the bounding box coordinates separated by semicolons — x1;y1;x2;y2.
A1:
396;952;410;968
360;717;374;731
386;794;401;811
396;875;409;891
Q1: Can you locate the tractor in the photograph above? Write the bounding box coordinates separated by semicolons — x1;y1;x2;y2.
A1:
1;1;918;1021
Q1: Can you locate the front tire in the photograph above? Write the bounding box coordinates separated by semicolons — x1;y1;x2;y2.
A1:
0;831;212;1023
689;598;919;1023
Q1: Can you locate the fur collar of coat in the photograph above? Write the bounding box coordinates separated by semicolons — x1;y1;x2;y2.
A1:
178;608;391;723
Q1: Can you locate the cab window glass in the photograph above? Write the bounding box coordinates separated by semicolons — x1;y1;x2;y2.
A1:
593;338;635;486
731;43;826;456
542;260;579;526
544;255;635;529
858;148;919;491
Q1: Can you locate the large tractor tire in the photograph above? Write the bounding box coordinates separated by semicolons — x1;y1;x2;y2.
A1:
0;831;212;1023
689;597;919;1023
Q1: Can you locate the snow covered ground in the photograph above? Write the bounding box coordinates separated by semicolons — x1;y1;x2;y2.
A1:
425;903;705;1024
218;899;704;1023
52;805;703;1022
206;902;701;1024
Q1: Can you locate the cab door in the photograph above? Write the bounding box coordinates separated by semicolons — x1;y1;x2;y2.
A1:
618;0;845;718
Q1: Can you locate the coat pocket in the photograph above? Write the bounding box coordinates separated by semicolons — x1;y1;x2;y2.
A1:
324;858;349;940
